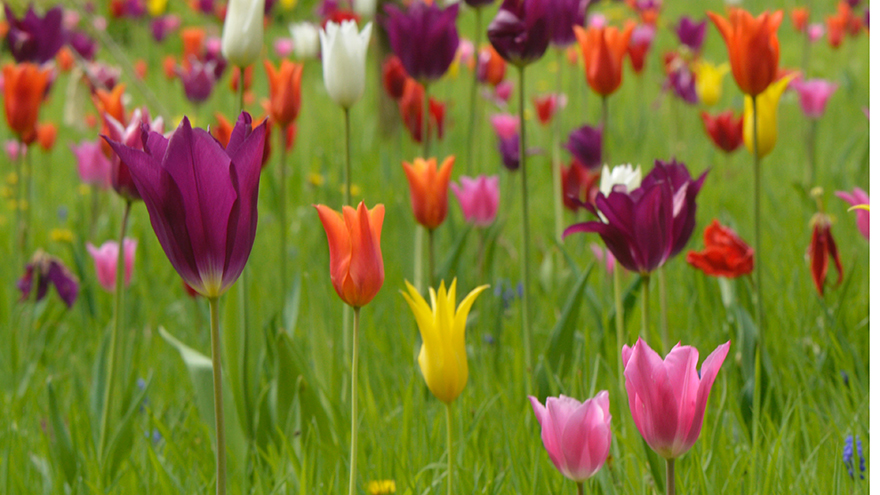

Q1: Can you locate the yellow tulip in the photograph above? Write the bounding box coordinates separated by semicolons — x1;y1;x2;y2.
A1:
280;0;298;10
401;279;488;404
147;0;167;16
694;61;729;106
743;73;796;159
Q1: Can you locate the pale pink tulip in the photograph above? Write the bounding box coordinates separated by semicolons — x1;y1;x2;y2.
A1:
87;239;137;292
622;338;730;460
836;188;869;240
71;139;112;189
807;23;825;42
490;113;519;140
529;392;612;483
273;37;294;58
590;242;615;275
5;139;25;162
451;175;500;227
790;79;838;119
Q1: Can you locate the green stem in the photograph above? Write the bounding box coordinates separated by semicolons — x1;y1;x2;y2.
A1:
22;145;32;255
98;199;131;465
446;401;454;495
641;274;650;343
423;82;432;159
613;262;625;395
344;107;352;207
414;227;424;293
666;458;675;495
348;307;361;495
517;65;533;392
279;127;289;323
577;481;585;495
465;6;483;176
552;49;564;248
806;119;817;187
751;94;763;452
209;297;227;495
14;143;23;268
658;266;669;352
428;227;436;290
601;96;609;163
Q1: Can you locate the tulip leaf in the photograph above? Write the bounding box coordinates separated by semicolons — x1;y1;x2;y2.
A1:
283;274;302;335
104;373;152;482
89;330;110;445
436;225;472;284
46;378;78;486
606;275;643;332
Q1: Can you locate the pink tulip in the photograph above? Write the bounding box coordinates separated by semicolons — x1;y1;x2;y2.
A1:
836;187;869;240
493;80;513;104
457;38;474;66
87;238;137;292
790;79;838;119
590;242;615;275
5;139;25;162
528;392;612;483
490;113;519;139
274;37;294;58
622;338;730;460
451;175;500;227
71;139;112;189
807;23;825;42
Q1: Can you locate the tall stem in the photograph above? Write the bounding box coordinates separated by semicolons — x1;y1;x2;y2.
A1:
641;274;650;342
751;94;763;450
658;266;669;352
209;297;227;495
237;68;246;113
806;119;817;187
601;96;609;162
428;227;436;289
465;6;483;175
517;65;533;392
552;49;564;248
98;199;131;464
279;127;289;320
613;262;625;395
446;401;454;495
344;107;352;206
414;227;424;293
21;145;32;255
348;307;362;495
666;458;675;495
14;144;23;268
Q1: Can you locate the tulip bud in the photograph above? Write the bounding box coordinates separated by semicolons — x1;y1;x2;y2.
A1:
221;0;266;67
319;20;373;109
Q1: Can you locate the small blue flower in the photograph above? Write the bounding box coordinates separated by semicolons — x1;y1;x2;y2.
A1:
856;436;866;479
844;435;855;479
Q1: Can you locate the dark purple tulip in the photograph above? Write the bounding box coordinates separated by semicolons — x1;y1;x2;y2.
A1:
465;0;496;7
105;113;266;298
18;251;79;308
666;66;697;105
865;10;869;29
103;108;165;202
675;16;706;53
498;133;520;170
151;15;181;43
124;0;146;18
204;37;228;81
68;30;97;60
565;124;602;170
4;4;66;64
640;159;708;257
197;0;215;15
547;0;587;47
384;1;460;82
175;58;217;104
846;0;861;7
487;0;550;67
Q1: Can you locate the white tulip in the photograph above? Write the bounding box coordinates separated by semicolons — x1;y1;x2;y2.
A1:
289;22;320;59
319;21;372;109
352;0;377;17
599;164;642;197
221;0;265;67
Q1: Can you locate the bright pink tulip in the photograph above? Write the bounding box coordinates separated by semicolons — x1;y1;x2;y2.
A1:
490;113;519;139
528;392;612;483
807;23;825;42
451;175;500;227
790;79;838;119
273;37;294;58
71;139;112;189
836;187;869;240
5;139;25;162
87;238;137;292
622;338;730;460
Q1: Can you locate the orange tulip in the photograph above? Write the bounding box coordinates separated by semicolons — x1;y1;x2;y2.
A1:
181;27;206;63
791;7;809;33
263;60;303;127
134;59;148;80
92;83;126;124
211;112;234;148
574;22;635;97
163;55;177;80
402;156;454;231
35;122;57;151
56;47;75;72
826;4;851;49
477;45;506;87
315;201;385;308
707;8;783;97
3;63;51;142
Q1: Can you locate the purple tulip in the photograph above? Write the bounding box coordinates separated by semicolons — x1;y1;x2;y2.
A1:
790;79;838;119
465;0;496;7
71;139;112;189
105;113;266;298
836;188;869;240
175;57;218;104
498;133;520;171
197;0;215;15
546;0;587;47
124;0;146;18
151;15;181;43
487;0;550;67
103;108;165;202
85;62;121;92
565;124;602;170
384;1;460;82
675;16;707;53
18;250;79;308
68;30;97;60
640;159;707;257
666;65;698;105
4;4;66;64
451;175;501;227
204;36;228;80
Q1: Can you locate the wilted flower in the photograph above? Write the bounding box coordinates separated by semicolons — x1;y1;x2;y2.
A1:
807;211;843;297
18;250;79;308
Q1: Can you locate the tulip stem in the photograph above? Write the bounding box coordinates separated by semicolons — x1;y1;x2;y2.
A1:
666;458;675;495
465;6;483;176
208;297;227;495
344;107;352;206
751;94;763;452
446;401;454;495
14;142;23;268
237;67;245;114
658;266;669;352
806;119;817;187
280;126;289;323
552;48;565;251
577;481;585;495
613;262;625;396
348;307;361;495
600;96;609;162
641;274;650;343
98;199;131;468
428;228;436;289
517;65;533;392
414;227;424;293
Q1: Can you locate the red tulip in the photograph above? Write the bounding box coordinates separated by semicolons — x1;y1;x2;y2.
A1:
700;110;743;153
807;213;843;297
686;220;754;278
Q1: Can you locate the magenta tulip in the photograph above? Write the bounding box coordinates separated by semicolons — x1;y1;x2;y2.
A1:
836;188;869;240
175;57;218;104
451;175;500;227
490;113;519;139
384;1;460;82
487;0;550;67
71;139;112;189
87;238;137;292
790;79;838;119
528;392;612;482
622;338;730;459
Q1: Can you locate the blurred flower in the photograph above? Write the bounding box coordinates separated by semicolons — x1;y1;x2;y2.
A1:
529;392;612;482
451;175;500;227
627;23;655;74
106;113;266;298
590;242;615;275
790;79;838;119
599;163;640;197
565;124;602;170
476;45;506;87
314;201;385;308
402;279;488;403
532;93;565;126
68;30;97;61
289;21;320;59
181;26;206;62
674;15;707;53
151;15;180;42
3;62;51;143
546;0;587;47
87;238;137;292
807;211;843;297
622;338;729;459
807;23;825;42
18;250;79;308
264;60;303;127
92;83;126;124
398;79;445;143
103;108;164;202
497;133;520;171
826;3;850;49
87;63;122;92
561;161;599;211
700;110;743;153
665;63;697;104
487;0;550;67
35;122;56;151
791;7;809;33
574;22;635;96
366;480;396;495
148;0;168;16
5;140;26;162
320;20;372;109
221;0;265;67
382;55;408;99
273;37;294;58
835;188;869;240
686;220;753;278
743;74;795;159
490;113;519;139
708;8;782;96
640;158;707;257
4;4;65;64
175;57;218;103
384;1;460;82
402;156;455;230
694;60;729;106
465;0;495;7
71;139;113;189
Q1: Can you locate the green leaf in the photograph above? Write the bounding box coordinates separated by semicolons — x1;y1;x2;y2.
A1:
283;274;302;336
46;379;78;486
436;225;472;283
89;331;109;447
104;374;152;481
606;275;642;332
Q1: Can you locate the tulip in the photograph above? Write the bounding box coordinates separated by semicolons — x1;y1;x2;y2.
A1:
5;140;26;162
590;243;616;275
807;212;843;297
476;45;506;86
151;15;181;42
352;0;376;17
826;4;850;49
665;65;698;105
221;0;266;67
87;239;137;292
674;16;707;53
92;84;127;125
565;124;602;170
176;57;218;104
532;93;565;126
561;161;599;211
401;279;488;404
403;156;455;231
528;392;612;484
105;113;265;298
148;0;168;16
622;338;730;459
264;60;303;127
398;79;445;144
211;112;273;168
700;110;743;153
791;7;809;32
599;163;641;197
4;4;65;64
627;24;655;74
71;139;113;189
289;21;321;59
384;1;460;82
69;30;98;61
86;63;122;92
3;63;51;143
808;23;825;42
694;60;729;107
490;113;519;139
103;108;165;202
835;188;869;240
18;250;79;308
314;201;385;308
487;0;550;67
707;8;783;97
34;122;56;151
497;133;520;171
790;79;838;119
546;0;587;47
686;220;754;278
320;20;372;109
181;26;206;62
743;74;795;159
451;175;500;227
382;55;408;100
640;159;708;258
574;22;635;96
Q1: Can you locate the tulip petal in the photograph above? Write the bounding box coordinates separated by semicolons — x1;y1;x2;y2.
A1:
662;344;701;455
683;341;730;449
624;338;679;457
315;204;351;301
